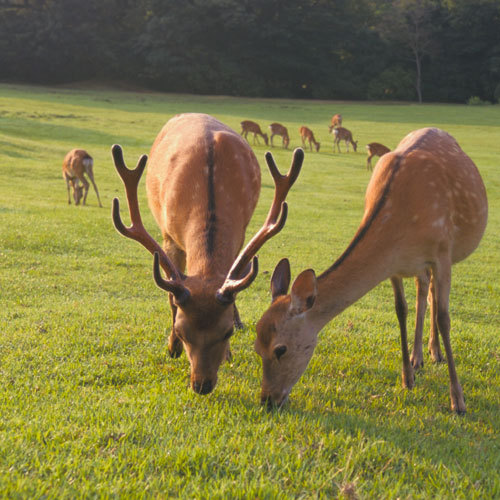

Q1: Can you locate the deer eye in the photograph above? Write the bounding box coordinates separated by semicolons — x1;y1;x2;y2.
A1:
223;328;234;341
274;345;287;360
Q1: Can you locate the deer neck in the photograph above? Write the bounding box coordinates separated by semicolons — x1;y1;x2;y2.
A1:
306;224;395;333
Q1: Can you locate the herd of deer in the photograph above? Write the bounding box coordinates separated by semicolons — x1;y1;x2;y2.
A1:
240;113;392;171
62;112;488;414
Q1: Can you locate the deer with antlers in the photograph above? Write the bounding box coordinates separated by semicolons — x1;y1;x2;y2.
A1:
366;142;391;171
269;123;290;149
255;128;487;414
240;120;269;146
112;113;303;395
328;114;343;133
299;126;320;152
62;149;103;207
332;127;358;153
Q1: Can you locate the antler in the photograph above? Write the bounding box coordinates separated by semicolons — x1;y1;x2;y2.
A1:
111;144;189;301
216;148;304;304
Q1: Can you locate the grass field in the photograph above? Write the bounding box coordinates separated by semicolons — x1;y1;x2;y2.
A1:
0;83;499;499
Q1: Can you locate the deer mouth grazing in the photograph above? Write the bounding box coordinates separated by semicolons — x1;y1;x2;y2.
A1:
261;391;290;410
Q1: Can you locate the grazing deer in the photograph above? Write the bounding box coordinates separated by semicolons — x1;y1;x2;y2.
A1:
112;113;303;395
255;128;488;414
299;126;320;152
240;120;269;146
332;127;358;153
269;123;290;149
328;114;343;133
62;149;103;207
366;142;391;171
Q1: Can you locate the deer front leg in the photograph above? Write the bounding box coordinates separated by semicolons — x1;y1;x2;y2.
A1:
428;275;444;363
167;294;183;358
80;177;90;205
411;269;431;369
391;276;414;389
163;237;186;358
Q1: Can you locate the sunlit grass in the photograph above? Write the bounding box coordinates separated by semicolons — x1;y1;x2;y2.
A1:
0;83;499;498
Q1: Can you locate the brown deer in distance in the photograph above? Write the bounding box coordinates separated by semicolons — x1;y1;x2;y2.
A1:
269;123;290;149
328;113;343;133
255;128;487;414
112;113;303;395
240;120;269;146
366;142;391;171
62;149;103;207
299;126;320;152
332;127;358;153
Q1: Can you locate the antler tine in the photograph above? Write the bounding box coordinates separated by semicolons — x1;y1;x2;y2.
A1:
264;147;304;224
153;253;190;304
216;256;259;305
111;144;184;281
215;149;303;303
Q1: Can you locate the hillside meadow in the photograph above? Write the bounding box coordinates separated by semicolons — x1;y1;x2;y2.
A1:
0;83;499;498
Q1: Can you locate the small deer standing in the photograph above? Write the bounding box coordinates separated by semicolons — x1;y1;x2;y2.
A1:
299;126;320;152
366;142;391;170
240;120;269;146
62;149;102;207
269;123;290;149
332;127;358;153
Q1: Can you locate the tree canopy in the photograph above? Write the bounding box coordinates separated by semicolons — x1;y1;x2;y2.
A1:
1;0;499;103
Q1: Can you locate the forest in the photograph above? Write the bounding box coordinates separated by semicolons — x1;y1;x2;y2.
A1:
1;0;500;103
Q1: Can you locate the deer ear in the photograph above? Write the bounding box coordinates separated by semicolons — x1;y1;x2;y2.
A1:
290;269;317;315
270;258;291;302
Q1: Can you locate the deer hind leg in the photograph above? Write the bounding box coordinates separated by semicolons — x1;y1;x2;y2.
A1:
391;276;414;389
64;174;72;204
163;236;186;359
411;269;431;369
85;165;103;207
428;274;444;362
432;258;465;414
367;155;373;171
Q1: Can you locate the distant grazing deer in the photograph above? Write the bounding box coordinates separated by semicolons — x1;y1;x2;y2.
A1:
328;113;343;133
240;120;269;146
62;149;102;207
269;123;290;149
332;127;358;153
299;126;320;152
366;142;391;170
255;128;488;414
112;113;303;395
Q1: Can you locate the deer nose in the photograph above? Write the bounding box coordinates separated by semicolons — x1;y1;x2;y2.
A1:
192;380;213;395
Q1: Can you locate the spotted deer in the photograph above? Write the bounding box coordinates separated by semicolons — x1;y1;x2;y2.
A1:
328;114;343;133
112;113;303;395
269;123;290;149
366;142;391;171
299;126;320;152
62;149;103;207
240;120;269;146
255;128;487;414
332;127;358;153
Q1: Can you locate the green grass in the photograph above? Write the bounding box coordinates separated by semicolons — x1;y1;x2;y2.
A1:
0;82;499;499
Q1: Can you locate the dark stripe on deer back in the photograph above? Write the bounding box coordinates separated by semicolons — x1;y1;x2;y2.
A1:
205;137;217;255
320;129;431;279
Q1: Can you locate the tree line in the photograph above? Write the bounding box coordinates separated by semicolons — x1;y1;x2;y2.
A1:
1;0;500;103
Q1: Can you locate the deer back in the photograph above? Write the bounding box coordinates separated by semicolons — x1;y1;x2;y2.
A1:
146;113;261;276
